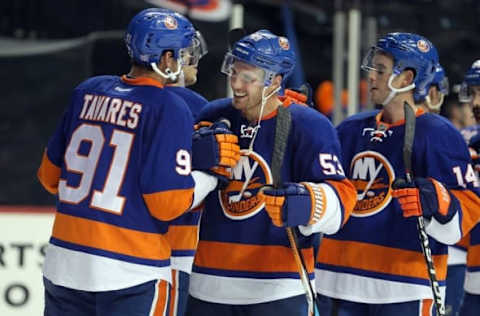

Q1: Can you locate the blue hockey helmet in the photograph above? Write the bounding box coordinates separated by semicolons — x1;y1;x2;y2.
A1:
431;64;449;95
459;60;480;103
414;63;449;102
124;8;195;67
362;32;438;103
221;29;296;86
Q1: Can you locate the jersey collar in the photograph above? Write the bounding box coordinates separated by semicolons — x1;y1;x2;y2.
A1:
121;75;164;89
375;107;425;129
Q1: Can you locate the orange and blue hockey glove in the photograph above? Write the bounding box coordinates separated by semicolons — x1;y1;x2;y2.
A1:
258;182;326;227
391;177;459;223
192;119;240;188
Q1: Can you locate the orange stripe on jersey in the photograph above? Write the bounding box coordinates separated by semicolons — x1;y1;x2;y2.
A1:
152;279;169;316
317;239;448;280
143;189;194;221
421;299;433;316
165;225;199;251
52;213;170;260
37;150;61;194
326;179;357;225
121;75;164;89
194;241;314;274
457;233;471;249
467;244;480;267
168;270;178;316
451;189;480;235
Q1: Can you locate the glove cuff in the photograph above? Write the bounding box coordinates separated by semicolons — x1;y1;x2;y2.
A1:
423;178;458;224
301;182;327;225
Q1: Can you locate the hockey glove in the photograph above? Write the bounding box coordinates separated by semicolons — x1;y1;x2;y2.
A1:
392;177;459;224
192;119;240;188
259;182;326;227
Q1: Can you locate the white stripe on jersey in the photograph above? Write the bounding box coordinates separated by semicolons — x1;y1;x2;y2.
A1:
315;269;446;304
465;271;480;295
43;244;171;291
189;272;314;304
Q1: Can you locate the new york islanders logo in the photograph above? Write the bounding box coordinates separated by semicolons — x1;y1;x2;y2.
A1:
164;16;178;30
417;39;430;53
219;150;273;220
278;37;290;50
350;151;395;217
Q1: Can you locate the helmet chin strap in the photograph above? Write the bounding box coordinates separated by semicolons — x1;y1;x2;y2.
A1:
151;59;183;81
247;85;281;153
425;94;444;111
381;73;415;106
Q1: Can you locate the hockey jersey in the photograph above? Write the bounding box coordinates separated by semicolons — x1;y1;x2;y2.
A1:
465;225;480;294
165;86;208;274
316;109;480;303
188;98;356;304
462;124;480;294
37;75;195;291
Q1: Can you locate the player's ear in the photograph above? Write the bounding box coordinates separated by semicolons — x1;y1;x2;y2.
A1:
271;74;283;90
159;51;175;71
402;69;415;86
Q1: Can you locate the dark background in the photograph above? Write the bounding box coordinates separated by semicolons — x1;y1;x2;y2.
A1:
1;0;479;205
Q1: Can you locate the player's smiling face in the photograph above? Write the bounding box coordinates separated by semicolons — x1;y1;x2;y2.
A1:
367;53;394;105
230;61;265;114
471;86;480;122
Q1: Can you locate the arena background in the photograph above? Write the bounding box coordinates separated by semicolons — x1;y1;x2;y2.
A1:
1;0;479;314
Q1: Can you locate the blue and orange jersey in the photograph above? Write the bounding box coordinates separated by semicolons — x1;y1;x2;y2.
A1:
316;108;480;303
462;124;480;295
165;86;208;274
465;224;480;294
166;86;207;121
188;98;355;304
37;75;196;291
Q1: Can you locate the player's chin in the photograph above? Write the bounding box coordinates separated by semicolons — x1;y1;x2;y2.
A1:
232;97;248;110
185;76;197;86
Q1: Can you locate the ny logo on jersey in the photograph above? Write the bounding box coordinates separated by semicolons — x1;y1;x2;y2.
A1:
219;150;272;220
350;151;395;217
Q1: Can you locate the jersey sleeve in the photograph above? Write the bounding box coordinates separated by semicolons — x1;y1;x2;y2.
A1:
37;106;72;194
291;106;356;235
423;126;480;243
140;93;195;221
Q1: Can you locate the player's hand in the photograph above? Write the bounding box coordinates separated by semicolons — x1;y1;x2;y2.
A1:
258;182;326;227
391;177;458;223
192;118;240;185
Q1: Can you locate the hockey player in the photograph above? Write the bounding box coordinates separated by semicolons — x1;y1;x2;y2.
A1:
164;29;209;316
459;60;480;146
37;8;239;316
416;63;449;114
184;29;356;316
458;60;480;316
315;32;480;316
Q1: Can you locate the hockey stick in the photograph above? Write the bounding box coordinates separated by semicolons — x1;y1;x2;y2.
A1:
271;105;317;316
403;102;445;316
